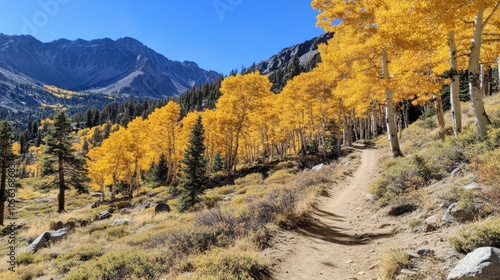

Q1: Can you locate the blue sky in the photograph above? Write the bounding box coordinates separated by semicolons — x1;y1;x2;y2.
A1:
0;0;324;74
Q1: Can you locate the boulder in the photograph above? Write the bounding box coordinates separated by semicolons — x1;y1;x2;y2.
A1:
52;221;64;230
95;210;112;220
26;228;68;252
448;247;500;280
463;182;488;191
312;163;326;171
89;192;102;198
143;202;152;209
111;219;132;226
442;203;473;223
223;196;232;202
154;202;171;213
91;201;100;209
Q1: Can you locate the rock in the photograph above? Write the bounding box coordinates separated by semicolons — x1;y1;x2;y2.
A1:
463;182;488;191
143;202;152;209
95;210;112;220
442;203;473;223
120;208;131;215
63;221;77;232
154;202;171;213
448;247;500;280
80;220;89;227
451;167;462;178
91;201;100;209
89;192;102;198
111;219;132;226
388;204;418;216
312;163;326;170
424;215;440;232
416;248;435;257
223;196;232;201
364;194;377;202
52;221;64;230
26;228;68;252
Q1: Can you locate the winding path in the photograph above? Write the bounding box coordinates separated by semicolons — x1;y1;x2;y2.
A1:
272;149;392;280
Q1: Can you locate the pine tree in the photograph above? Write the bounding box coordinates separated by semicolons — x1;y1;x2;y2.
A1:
42;111;89;213
177;116;207;212
0;121;16;226
155;154;168;185
212;153;224;173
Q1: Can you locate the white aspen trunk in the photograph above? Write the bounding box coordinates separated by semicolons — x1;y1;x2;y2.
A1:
448;32;462;135
469;9;491;139
382;49;403;157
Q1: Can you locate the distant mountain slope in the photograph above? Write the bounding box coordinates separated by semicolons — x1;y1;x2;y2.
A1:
249;33;332;75
0;34;220;99
246;33;333;92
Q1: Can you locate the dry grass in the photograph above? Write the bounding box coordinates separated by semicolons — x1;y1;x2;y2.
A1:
380;248;410;280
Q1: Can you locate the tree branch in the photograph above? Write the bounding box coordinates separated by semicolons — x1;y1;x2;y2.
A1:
483;1;500;28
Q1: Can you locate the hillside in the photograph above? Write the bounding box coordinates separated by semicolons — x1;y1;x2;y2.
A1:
1;93;499;279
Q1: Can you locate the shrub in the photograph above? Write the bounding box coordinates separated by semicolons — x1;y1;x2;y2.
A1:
449;218;500;253
234;173;263;185
16;252;35;266
65;250;163;280
188;248;269;280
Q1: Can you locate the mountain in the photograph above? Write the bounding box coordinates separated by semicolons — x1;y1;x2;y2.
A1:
248;33;333;75
0;34;220;115
245;32;333;92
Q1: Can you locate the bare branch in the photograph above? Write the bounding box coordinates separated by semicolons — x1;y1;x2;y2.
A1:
483;1;500;28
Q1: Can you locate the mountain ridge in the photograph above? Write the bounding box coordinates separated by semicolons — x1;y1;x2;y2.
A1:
0;34;220;100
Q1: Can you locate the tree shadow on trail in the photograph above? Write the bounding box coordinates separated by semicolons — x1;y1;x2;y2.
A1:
296;206;395;246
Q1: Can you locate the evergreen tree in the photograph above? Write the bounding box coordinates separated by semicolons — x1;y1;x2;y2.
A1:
42;111;89;213
212;153;224;173
0;121;16;226
155;154;169;185
177;116;207;212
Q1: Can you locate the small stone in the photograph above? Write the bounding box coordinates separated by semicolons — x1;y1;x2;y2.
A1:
416;248;435;257
111;219;132;226
346;260;354;264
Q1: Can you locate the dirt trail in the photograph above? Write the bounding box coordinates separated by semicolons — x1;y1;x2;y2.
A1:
271;149;392;280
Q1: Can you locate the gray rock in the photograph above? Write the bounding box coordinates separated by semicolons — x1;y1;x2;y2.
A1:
442;203;473;223
26;228;68;252
111;219;132;226
451;167;462;178
143;202;152;209
448;247;500;280
96;210;112;220
91;201;100;209
463;182;488;191
89;192;102;198
154;202;171;213
223;196;232;202
364;194;377;202
312;163;326;170
119;208;131;215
